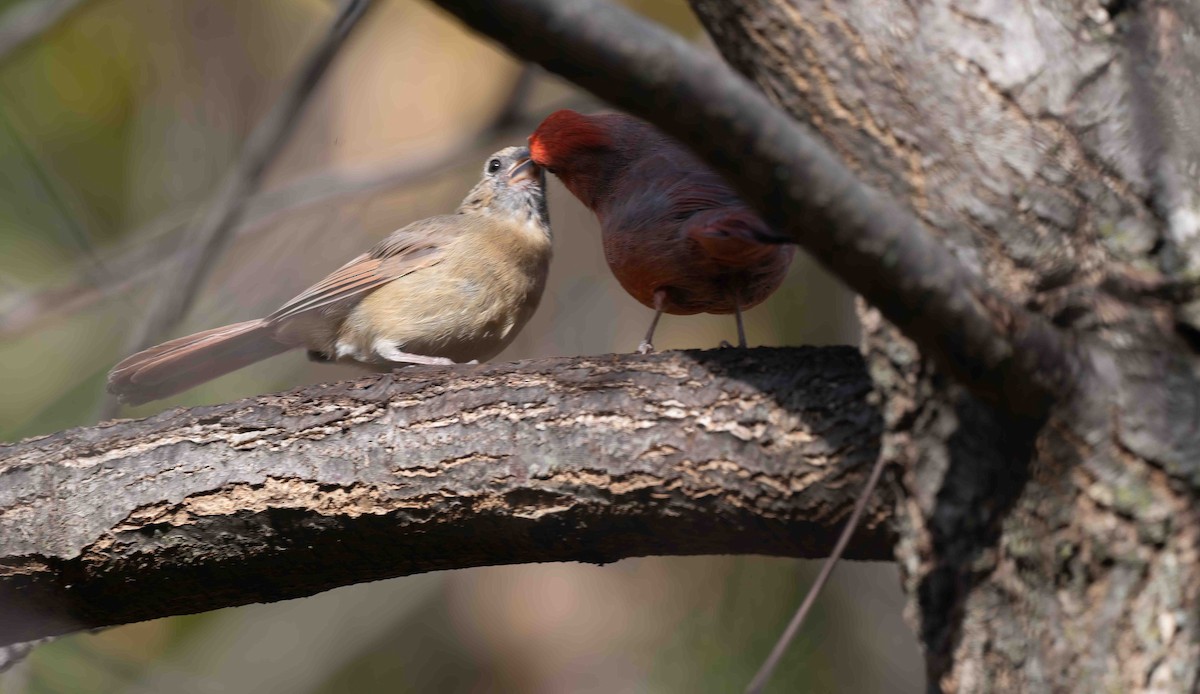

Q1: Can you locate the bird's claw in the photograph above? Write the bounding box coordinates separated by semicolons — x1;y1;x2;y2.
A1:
718;340;734;349
637;341;655;355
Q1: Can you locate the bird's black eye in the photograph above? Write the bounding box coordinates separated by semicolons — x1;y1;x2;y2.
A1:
487;158;502;174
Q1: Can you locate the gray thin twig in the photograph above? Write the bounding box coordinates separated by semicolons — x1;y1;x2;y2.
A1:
101;0;374;418
744;451;889;694
0;0;90;62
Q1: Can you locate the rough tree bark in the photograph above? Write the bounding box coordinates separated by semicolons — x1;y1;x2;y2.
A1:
5;0;1199;690
0;348;888;646
686;1;1200;690
423;0;1200;690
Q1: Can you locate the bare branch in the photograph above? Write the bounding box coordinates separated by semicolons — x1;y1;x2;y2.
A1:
426;0;1084;418
0;0;89;62
0;347;888;647
746;445;889;694
0;88;596;341
104;0;374;419
0;106;110;288
241;85;579;231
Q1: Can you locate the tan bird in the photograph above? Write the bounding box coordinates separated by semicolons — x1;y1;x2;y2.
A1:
108;146;551;406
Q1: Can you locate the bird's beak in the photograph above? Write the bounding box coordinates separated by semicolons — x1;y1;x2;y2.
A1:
508;151;540;184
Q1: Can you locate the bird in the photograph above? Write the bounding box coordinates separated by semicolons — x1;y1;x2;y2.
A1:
527;109;795;353
108;146;551;406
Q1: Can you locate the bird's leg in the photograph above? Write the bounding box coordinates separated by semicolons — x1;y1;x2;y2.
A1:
361;347;477;400
637;290;668;355
735;301;747;348
720;294;747;349
374;342;457;367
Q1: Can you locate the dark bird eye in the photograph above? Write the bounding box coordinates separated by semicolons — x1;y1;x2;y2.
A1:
487;158;502;174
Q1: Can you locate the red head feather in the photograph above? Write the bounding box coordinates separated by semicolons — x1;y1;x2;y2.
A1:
528;110;613;171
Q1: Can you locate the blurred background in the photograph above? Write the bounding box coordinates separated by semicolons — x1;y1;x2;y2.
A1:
0;0;921;690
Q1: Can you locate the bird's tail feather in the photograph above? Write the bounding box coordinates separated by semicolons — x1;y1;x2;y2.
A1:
107;319;289;406
688;208;792;269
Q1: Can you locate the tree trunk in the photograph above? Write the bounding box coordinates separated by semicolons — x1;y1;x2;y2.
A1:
6;0;1200;689
690;0;1200;690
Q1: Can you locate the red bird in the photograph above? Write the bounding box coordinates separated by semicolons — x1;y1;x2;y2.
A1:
528;109;795;352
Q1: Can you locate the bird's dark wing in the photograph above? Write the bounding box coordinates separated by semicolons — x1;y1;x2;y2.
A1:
609;152;787;267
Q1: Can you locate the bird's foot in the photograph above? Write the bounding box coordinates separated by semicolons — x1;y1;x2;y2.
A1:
375;343;456;367
403;355;456;366
637;340;655;355
718;340;734;349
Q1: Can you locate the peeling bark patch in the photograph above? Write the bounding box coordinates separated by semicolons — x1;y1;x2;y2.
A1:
114;477;398;530
0;557;50;577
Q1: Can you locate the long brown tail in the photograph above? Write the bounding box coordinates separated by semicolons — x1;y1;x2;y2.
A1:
107;319;290;406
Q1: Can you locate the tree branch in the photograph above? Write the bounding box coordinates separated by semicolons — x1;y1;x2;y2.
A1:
0;0;90;62
0;348;888;647
425;0;1084;419
105;0;374;419
0;90;601;341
